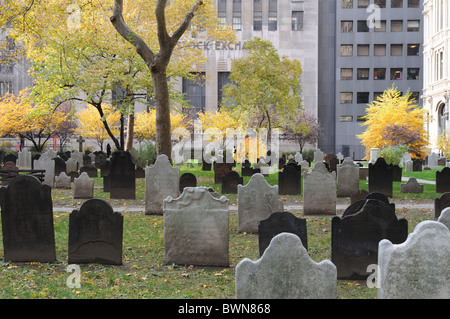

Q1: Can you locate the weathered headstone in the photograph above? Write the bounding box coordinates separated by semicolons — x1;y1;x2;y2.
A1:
52;157;67;178
400;177;424;193
303;162;336;215
258;212;307;256
378;221;450;299
436;167;450;193
434;192;450;219
100;160;111;177
428;152;438;170
235;233;337;299
55;172;71;189
368;157;393;197
0;175;56;262
33;153;55;187
65;158;78;174
73;172;94;199
278;164;301;195
145;154;180;215
294;152;303;164
313;149;324;164
412;158;423;171
213;162;232;184
237;173;280;233
438;207;450;230
109;151;135;200
337;157;359;197
221;170;243;194
179;172;197;192
404;159;413;172
71;150;83;169
17;148;32;170
163;187;229;266
80;164;98;178
68;199;123;265
331;199;408;279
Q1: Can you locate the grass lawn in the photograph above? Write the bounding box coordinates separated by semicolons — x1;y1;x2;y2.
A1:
0;162;441;299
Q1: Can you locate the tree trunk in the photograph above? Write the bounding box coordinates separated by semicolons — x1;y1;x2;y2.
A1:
152;67;172;162
125;111;135;152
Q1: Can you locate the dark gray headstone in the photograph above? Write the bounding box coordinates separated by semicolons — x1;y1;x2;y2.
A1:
100;160;111;177
68;199;123;265
214;162;232;184
135;166;145;178
434;192;450;219
80;164;98;178
413;158;423;171
258;212;308;257
109;151;136;199
278;165;301;195
221;170;243;194
331;199;408;280
52;157;66;178
436;167;450;193
179;173;197;192
368;157;393;197
0;175;56;262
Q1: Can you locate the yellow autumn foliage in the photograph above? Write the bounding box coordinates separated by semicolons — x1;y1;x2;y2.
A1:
134;110;187;141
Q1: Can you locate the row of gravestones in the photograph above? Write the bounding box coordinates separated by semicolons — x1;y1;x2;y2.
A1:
0;175;448;298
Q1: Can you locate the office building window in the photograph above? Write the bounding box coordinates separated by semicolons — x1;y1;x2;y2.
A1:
374;20;386;32
357;68;369;80
218;0;227;27
409;92;420;102
182;73;205;115
375;0;386;8
340;92;353;104
340;116;353;122
340;68;353;80
373;92;383;101
0;81;13;97
408;0;419;7
357;92;369;104
357;0;369;8
391;44;403;56
268;0;277;31
218;72;233;108
374;68;386;80
407;68;420;80
357;45;369;56
407;44;420;56
374;44;386;56
232;17;242;30
391;0;403;8
391;20;403;32
341;0;353;8
340;44;353;56
357;20;369;32
292;11;304;31
253;0;262;30
407;20;420;32
341;21;353;32
390;68;403;80
436;50;444;81
232;0;242;30
356;116;367;122
437;0;444;31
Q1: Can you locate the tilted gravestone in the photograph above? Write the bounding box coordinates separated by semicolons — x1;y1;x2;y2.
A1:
258;212;308;257
163;187;229;267
0;175;56;262
436;167;450;193
179;172;197;193
378;221;450;299
368;157;393;197
434;192;450;219
303;162;336;215
145;154;180;215
337;157;359;197
109;151;135;200
278;164;301;195
221;170;243;194
331;199;408;279
235;233;337;299
68;199;123;265
73;172;94;199
237;173;281;233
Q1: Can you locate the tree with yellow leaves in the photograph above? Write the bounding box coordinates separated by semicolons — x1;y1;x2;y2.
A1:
76;104;121;152
357;86;429;159
134;110;187;142
0;90;69;152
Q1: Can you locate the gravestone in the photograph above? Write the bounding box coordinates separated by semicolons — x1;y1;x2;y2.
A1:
235;233;337;299
68;171;79;182
73;172;94;199
0;175;56;262
324;153;339;172
428;152;438;170
368;157;393;197
145;154;180;215
68;199;123;265
109;151;135;200
33;153;55;187
350;189;369;204
313;149;324;164
400;177;424;193
135;166;145;178
202;158;211;171
237;173;281;233
55;172;71;189
45;149;57;159
404;159;413;172
438;207;450;230
179;172;197;192
65;158;78;174
412;158;423;171
80;164;98;178
436;167;450;193
336;152;344;164
331;199;408;279
378;221;450;299
213;162;232;184
17;148;32;170
336;157;359;197
258;212;308;256
52;157;66;178
71;150;83;169
434;192;450;219
278;164;301;195
100;160;111;177
163;187;229;266
221;171;243;194
303;162;336;215
294;152;303;164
